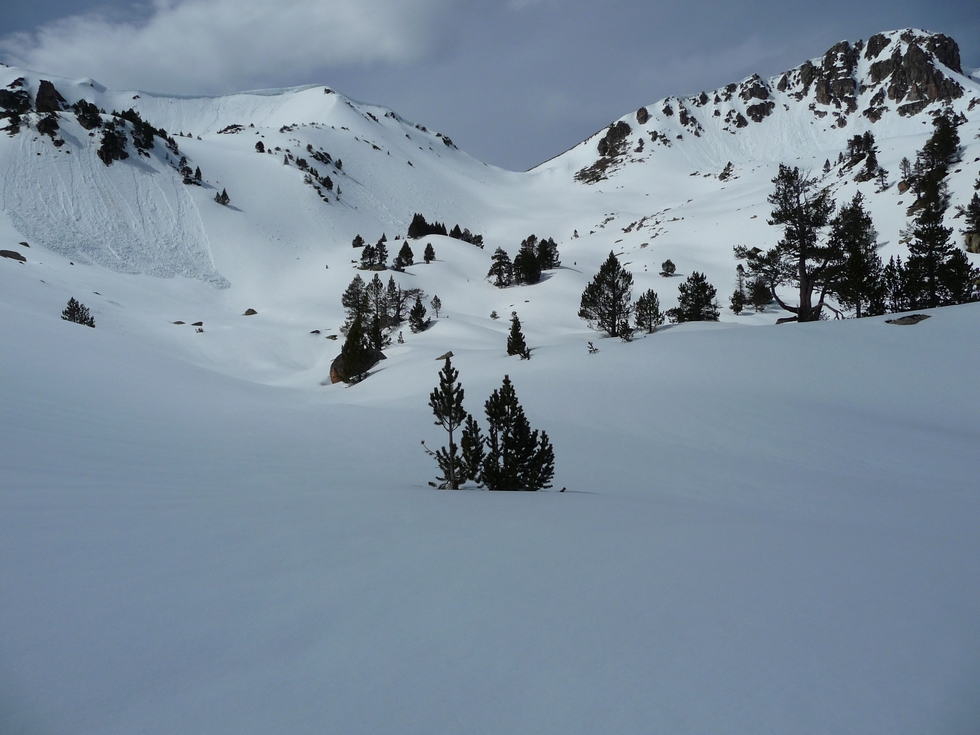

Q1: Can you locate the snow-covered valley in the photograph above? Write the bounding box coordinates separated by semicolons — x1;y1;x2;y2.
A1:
2;28;979;733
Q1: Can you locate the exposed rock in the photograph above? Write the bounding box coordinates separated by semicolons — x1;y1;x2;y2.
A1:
865;33;891;60
871;42;963;106
739;74;770;102
0;249;26;262
776;74;789;92
965;232;980;254
897;180;910;193
596;121;631;158
746;101;775;123
172;321;185;325
192;321;203;327
35;80;68;113
886;314;930;325
243;308;258;316
635;107;649;125
436;351;454;361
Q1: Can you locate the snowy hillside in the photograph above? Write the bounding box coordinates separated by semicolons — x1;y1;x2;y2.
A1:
1;28;979;734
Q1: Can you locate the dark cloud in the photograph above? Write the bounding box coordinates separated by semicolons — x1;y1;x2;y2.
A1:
2;0;977;171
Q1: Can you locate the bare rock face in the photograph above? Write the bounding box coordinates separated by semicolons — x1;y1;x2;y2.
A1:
965;232;980;254
635;107;649;125
869;35;963;106
575;121;633;183
35;80;68;113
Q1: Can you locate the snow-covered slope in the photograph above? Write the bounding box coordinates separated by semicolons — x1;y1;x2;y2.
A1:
2;28;980;734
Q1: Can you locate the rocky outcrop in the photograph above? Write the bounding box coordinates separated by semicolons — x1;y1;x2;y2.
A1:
35;80;68;113
575;121;633;183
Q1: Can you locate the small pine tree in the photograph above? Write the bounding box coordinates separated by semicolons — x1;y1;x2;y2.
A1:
394;242;414;269
460;414;485;486
828;192;885;318
670;271;719;322
360;243;377;269
352;234;365;249
409;296;428;333
341;274;370;331
423;243;435;263
660;259;676;277
214;188;229;205
374;237;388;268
730;289;746;315
480;375;555;492
578;251;634;338
748;277;771;312
487;248;513;287
634;289;664;333
507;314;530;358
490;310;499;320
255;141;264;153
339;314;373;383
61;297;95;327
426;357;468;489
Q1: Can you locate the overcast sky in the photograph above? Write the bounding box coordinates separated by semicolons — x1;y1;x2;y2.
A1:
2;0;977;171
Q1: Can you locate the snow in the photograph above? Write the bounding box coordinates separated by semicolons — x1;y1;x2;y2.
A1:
2;34;980;733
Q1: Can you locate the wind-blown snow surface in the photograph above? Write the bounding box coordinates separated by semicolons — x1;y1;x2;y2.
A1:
2;29;980;733
2;268;980;733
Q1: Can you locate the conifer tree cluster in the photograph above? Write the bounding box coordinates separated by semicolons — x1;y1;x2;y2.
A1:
341;273;424;345
487;236;560;288
61;297;95;327
407;213;448;239
425;358;554;491
359;235;388;269
737;113;977;320
214;188;230;206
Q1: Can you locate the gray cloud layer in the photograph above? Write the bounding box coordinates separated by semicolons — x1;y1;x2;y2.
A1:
2;0;977;170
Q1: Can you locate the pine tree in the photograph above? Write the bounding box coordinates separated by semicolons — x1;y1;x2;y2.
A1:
536;237;561;269
480;375;554;492
61;297;95;327
513;236;542;284
214;188;229;205
360;243;377;269
659;259;676;277
423;243;435;264
427;357;468;489
394;242;414;269
460;414;485;486
365;274;390;349
409;296;428;333
385;276;409;325
905;176;976;308
634;289;664;332
339;314;373;383
748;277;770;312
962;192;980;253
828;192;884;317
670;271;719;322
507;314;530;358
430;295;442;318
736;165;837;322
352;234;365;249
729;289;746;315
578;251;634;338
487;247;514;287
374;237;388;268
341;274;370;331
883;256;909;313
